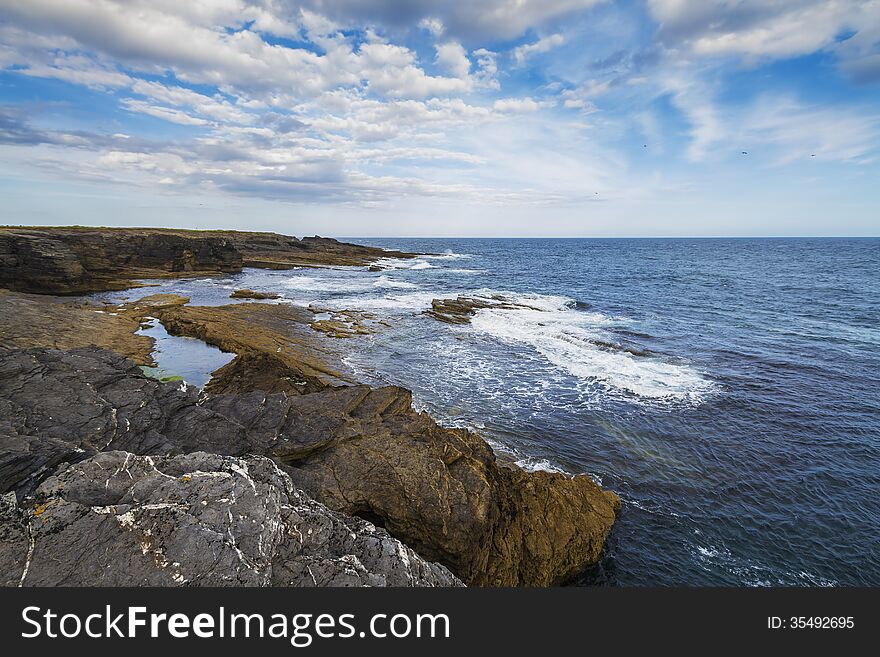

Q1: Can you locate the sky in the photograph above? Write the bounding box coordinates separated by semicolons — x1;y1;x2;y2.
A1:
0;0;878;237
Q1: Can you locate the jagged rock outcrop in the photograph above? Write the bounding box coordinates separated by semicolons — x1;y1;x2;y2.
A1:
207;383;620;587
222;232;414;269
0;227;242;294
0;345;619;586
0;451;461;587
206;352;327;396
426;294;543;324
0;347;251;497
0;227;416;294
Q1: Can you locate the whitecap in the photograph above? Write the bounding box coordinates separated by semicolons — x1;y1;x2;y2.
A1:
514;457;565;474
421;250;473;261
329;291;441;311
281;275;372;293
465;289;713;402
373;275;419;290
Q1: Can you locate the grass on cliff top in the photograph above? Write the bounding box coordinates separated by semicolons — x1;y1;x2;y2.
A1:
0;224;296;238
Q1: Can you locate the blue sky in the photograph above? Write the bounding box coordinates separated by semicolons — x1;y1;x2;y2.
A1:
0;0;878;237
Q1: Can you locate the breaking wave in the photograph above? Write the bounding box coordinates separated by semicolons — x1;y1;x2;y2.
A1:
466;289;714;402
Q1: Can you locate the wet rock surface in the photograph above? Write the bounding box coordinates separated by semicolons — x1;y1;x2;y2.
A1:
309;308;387;339
0;289;156;365
230;288;281;300
1;451;460;587
426;294;543;324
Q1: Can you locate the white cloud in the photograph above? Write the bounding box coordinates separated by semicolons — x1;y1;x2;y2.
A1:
130;80;254;124
293;1;606;41
493;97;554;113
647;0;880;78
121;100;210;126
736;95;880;164
418;17;445;36
473;48;500;89
561;80;610;109
512;33;566;65
435;41;471;78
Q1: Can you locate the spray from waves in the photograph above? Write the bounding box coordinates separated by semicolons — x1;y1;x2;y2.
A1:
465;289;714;402
421;250;473;260
371;257;435;270
281;275;373;293
373;275;419;289
328;291;442;312
371;251;469;269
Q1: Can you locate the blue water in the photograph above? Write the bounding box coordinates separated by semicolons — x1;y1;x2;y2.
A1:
101;238;880;586
137;317;234;388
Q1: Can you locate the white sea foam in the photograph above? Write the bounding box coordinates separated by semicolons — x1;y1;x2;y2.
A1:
466;289;713;402
329;291;441;311
514;458;565;474
373;275;419;289
281;275;372;293
372;253;464;269
421;250;472;260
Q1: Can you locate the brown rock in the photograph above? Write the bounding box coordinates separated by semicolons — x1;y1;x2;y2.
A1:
0;289;155;365
206;352;327;396
230;288;281;300
426;294;542;324
0;226;418;295
155;302;353;387
0;227;241;294
155;301;620;586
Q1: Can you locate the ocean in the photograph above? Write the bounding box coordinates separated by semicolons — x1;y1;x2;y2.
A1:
100;237;880;586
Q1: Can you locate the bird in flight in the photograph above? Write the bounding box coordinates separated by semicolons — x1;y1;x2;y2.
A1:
741;151;748;155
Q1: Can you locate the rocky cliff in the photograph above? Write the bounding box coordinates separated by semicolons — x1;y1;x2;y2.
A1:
0;228;620;587
0;341;618;587
0;227;413;294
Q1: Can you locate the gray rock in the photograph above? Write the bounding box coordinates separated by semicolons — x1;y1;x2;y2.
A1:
2;451;461;587
0;347;250;497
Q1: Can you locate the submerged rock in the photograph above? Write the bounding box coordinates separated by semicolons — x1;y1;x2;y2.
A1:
426;294;543;324
1;451;460;586
230;288;281;300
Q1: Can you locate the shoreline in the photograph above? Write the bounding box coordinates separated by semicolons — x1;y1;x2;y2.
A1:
0;226;620;587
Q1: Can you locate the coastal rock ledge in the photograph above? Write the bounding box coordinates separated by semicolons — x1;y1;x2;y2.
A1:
0;451;461;587
0;345;619;587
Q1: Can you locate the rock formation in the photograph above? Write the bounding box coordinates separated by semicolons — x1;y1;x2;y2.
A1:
426;294;543;324
207;381;620;587
0;228;620;588
230;288;281;300
0;451;460;587
0;343;619;586
0;227;415;295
